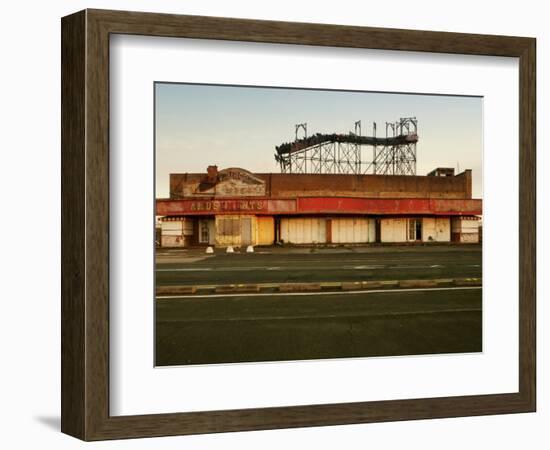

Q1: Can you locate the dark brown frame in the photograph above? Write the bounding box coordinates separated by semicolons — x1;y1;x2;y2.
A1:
61;9;536;441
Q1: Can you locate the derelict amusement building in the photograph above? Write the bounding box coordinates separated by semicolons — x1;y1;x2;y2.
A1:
156;119;482;247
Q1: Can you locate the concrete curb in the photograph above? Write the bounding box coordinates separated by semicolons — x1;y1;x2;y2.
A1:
399;279;438;289
279;283;322;293
156;285;197;295
156;277;481;296
215;284;260;294
454;277;483;286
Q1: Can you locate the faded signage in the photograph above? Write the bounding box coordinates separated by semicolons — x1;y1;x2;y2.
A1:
157;197;481;216
217;168;262;184
215;180;265;196
190;199;267;212
157;198;296;216
214;168;266;196
180;168;267;197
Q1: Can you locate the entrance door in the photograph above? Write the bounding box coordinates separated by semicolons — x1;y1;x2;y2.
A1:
416;220;422;240
241;218;252;246
408;219;422;241
199;219;215;245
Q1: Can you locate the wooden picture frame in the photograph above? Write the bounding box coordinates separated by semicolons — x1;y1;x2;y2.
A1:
61;9;536;440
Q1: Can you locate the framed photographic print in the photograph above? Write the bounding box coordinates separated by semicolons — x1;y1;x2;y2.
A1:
61;9;536;440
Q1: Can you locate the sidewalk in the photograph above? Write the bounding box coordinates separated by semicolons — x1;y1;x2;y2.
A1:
156;243;482;263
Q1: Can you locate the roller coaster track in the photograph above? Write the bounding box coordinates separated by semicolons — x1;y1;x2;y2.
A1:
275;132;418;156
274;118;418;175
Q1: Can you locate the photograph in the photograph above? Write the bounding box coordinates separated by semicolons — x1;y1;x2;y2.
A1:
154;83;483;366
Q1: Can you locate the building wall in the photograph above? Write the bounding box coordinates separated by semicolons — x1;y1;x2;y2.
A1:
451;217;480;243
267;171;472;200
380;217;452;243
422;217;451;242
435;217;451;242
170;169;472;200
368;219;377;243
160;219;193;247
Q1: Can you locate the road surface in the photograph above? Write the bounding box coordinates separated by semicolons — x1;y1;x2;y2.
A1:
156;245;482;286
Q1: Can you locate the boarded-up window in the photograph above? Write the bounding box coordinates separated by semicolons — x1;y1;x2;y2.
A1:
218;218;240;236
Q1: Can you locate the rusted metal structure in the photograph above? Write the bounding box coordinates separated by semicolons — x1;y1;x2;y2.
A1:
275;118;418;175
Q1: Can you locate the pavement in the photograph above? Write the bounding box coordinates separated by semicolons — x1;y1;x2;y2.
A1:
154;244;483;366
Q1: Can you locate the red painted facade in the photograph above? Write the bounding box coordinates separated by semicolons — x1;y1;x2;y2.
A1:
156;197;482;216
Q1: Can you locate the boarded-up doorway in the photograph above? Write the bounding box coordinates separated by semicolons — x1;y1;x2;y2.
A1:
241;217;252;246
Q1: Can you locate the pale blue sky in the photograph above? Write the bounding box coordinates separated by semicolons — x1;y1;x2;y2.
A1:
155;83;482;198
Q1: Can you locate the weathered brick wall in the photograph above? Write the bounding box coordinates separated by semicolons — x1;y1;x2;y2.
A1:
262;171;472;199
169;169;472;200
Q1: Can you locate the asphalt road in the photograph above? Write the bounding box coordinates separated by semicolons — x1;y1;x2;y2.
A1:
155;245;482;286
156;286;482;366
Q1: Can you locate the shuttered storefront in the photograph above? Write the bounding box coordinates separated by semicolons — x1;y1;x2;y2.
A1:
330;218;372;244
380;218;409;243
280;218;327;244
280;217;377;244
